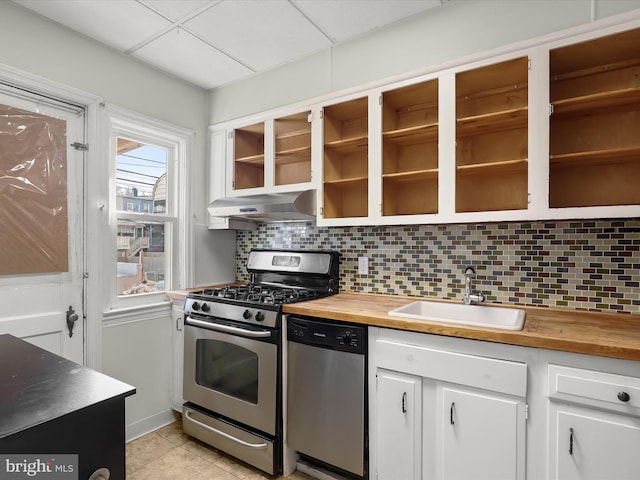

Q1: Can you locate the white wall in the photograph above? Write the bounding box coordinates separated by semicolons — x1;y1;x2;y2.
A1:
0;1;213;224
102;315;174;441
0;1;234;435
208;0;640;124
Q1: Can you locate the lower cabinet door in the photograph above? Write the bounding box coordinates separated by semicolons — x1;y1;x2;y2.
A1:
440;385;526;480
376;369;422;480
551;406;640;480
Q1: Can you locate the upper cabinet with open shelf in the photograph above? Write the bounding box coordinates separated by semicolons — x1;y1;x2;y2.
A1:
381;78;439;218
232;122;265;191
321;97;369;221
211;17;640;228
549;26;640;209
225;109;315;195
455;56;530;214
274;111;312;186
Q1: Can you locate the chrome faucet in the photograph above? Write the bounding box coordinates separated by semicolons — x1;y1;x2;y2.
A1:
463;266;485;305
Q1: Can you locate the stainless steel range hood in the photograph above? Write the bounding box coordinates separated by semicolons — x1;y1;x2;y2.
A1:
208;190;316;223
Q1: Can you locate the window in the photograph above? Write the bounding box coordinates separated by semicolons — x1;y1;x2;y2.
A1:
108;107;192;309
116;139;168;296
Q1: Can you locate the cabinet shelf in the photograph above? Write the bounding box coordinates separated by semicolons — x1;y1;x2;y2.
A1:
456;158;528;176
552;87;640;116
275;146;311;164
323;176;368;188
456;107;528;136
234;153;265;166
383;168;439;183
324;135;368;154
383;123;438;145
276;127;311;141
550;146;640;168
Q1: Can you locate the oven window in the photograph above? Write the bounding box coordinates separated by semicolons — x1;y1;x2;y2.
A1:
195;339;259;404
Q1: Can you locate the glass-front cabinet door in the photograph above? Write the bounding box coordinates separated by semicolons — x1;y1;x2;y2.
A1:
231;121;265;191
321;96;369;222
227;110;315;195
274;111;312;187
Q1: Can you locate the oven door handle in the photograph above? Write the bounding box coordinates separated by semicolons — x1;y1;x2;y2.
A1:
185;317;272;338
184;409;269;449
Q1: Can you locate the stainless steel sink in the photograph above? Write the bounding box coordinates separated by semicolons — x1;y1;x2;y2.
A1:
388;301;526;330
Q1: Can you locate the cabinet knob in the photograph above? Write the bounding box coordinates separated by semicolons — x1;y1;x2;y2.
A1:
617;391;631;402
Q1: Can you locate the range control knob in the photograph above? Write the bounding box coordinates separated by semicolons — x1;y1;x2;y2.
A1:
200;303;210;313
255;311;265;322
243;309;252;320
191;302;201;311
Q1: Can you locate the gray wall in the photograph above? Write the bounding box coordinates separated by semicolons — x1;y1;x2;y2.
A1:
208;0;640;124
0;1;222;437
0;0;211;225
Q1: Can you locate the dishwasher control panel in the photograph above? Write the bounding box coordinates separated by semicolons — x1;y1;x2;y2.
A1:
287;316;366;354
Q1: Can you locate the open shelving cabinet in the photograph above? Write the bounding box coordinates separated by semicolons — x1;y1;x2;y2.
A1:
455;56;529;213
274;111;312;186
322;97;369;219
549;26;640;208
382;78;439;217
233;122;264;190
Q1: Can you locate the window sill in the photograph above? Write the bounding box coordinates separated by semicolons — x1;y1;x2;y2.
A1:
102;299;172;326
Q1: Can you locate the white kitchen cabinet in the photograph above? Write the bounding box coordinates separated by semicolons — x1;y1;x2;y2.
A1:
207;129;257;230
225;110;315;196
439;384;526;480
545;25;640;219
371;328;528;480
317;94;374;226
548;364;640;480
551;407;640;480
376;369;422;480
170;300;185;411
210;18;640;226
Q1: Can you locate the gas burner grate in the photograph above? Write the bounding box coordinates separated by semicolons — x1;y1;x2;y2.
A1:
194;284;323;305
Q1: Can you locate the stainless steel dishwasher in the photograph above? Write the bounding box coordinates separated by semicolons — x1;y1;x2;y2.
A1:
287;315;367;478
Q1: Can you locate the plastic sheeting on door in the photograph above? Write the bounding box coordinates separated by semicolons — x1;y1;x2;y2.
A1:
0;103;69;275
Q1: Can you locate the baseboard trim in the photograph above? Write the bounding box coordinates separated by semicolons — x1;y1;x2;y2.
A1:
125;409;178;443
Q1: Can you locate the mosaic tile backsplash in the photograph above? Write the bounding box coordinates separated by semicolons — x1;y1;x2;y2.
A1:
236;219;640;315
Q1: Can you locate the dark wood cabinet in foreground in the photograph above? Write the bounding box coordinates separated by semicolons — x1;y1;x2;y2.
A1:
0;334;135;479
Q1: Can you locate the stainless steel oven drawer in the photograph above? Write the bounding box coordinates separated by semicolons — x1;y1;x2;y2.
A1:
183;405;275;475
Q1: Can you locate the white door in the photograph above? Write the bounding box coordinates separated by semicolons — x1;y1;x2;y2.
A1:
376;369;422;480
552;407;640;480
0;90;85;364
439;385;525;480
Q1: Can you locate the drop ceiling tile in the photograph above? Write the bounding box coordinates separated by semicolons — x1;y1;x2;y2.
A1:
14;0;171;51
184;0;332;71
132;27;252;89
143;0;214;22
294;0;441;42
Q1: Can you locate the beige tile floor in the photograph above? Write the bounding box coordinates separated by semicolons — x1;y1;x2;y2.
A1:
126;417;313;480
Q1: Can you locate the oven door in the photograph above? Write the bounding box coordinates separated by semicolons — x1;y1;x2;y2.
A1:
183;316;278;435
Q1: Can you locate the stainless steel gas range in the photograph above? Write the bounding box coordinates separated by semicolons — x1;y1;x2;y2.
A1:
182;249;340;476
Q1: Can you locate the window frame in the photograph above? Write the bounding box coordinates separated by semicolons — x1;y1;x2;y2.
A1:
104;106;193;314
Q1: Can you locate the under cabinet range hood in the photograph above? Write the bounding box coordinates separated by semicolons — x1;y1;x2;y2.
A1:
208;190;316;223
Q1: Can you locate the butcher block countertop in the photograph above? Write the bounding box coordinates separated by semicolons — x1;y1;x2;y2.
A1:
283;292;640;361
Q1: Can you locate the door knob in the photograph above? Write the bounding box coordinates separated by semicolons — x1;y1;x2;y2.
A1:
66;305;79;337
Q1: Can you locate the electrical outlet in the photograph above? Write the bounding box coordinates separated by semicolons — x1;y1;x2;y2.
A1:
358;256;368;275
